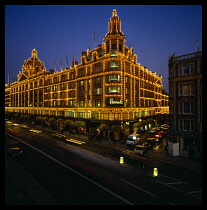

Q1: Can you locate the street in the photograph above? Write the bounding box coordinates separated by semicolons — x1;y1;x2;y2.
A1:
5;123;202;205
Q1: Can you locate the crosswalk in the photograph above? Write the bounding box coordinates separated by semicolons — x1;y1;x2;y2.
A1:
52;133;86;145
66;138;86;145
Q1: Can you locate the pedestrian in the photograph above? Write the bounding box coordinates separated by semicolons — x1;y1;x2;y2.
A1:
140;159;144;171
108;136;112;145
164;145;168;154
98;135;101;143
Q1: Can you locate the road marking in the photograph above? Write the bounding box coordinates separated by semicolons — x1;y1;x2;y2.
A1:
6;133;134;205
188;191;202;200
97;168;113;176
159;174;188;184
165;182;183;185
155;180;182;192
121;179;158;198
66;138;86;145
188;191;202;194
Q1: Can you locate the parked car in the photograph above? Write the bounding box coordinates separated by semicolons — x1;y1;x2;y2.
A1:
143;138;156;148
126;134;140;145
7;147;24;157
155;131;167;139
134;145;148;155
12;123;19;126
150;128;157;134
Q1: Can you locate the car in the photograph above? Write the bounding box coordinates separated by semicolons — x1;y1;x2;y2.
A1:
20;124;29;128
12;123;19;126
7;147;24;157
134;145;148;155
126;134;141;145
29;129;42;133
6;121;13;124
150;128;157;134
143;138;156;148
155;131;167;139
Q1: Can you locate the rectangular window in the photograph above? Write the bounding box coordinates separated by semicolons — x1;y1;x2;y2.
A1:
108;74;120;82
180;102;194;114
179;120;183;131
190;64;194;74
94;77;101;84
94;87;101;95
60;83;66;90
69;100;75;107
179;83;194;96
53;85;58;91
68;82;75;89
179;102;183;113
183;102;190;113
183;84;190;95
79;80;84;86
178;65;182;76
112;44;116;50
109;86;120;94
183;65;189;75
183;120;190;131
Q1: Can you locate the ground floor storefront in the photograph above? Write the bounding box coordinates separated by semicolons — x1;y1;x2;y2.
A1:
5;106;169;122
163;131;202;160
5;108;169;140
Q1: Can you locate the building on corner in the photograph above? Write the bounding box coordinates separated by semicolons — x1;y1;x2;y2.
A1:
5;9;169;135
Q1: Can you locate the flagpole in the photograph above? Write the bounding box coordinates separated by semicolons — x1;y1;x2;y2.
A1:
66;53;68;68
54;60;56;72
94;29;96;49
60;58;62;71
8;68;10;85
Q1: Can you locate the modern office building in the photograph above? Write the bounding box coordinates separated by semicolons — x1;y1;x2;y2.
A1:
5;9;169;134
168;50;202;157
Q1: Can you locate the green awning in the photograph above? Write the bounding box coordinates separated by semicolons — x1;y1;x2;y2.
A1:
99;124;110;131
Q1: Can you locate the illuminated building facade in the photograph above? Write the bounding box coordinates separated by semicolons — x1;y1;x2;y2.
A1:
5;9;169;132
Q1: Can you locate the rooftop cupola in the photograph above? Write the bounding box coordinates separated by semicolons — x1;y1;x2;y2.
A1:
105;9;124;37
104;9;125;54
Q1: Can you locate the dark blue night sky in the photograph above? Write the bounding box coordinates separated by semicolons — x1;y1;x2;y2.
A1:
5;5;202;92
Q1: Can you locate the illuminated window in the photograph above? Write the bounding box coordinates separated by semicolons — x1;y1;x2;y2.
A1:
94;87;101;95
53;85;58;91
60;83;66;90
80;80;84;86
110;51;118;57
179;84;194;96
109;74;120;82
110;61;119;68
94;77;101;84
109;86;120;94
69;100;75;107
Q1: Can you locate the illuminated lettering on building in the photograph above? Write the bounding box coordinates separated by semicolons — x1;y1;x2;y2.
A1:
109;98;123;105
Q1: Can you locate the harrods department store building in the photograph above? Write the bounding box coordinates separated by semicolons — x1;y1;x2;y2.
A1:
5;10;169;131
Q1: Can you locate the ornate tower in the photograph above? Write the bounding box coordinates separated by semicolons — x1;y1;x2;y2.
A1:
20;49;46;79
104;9;126;54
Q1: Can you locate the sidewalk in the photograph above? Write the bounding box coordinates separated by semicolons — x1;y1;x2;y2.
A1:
149;142;202;171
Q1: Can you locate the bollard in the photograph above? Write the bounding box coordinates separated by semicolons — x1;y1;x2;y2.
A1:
120;156;124;164
153;168;158;177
